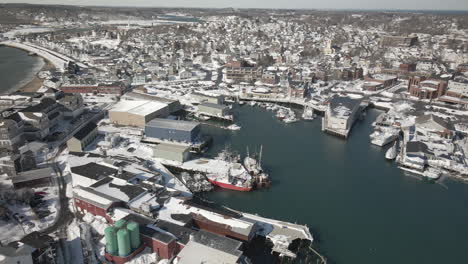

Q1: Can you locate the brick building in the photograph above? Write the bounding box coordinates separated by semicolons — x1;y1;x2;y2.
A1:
408;76;448;99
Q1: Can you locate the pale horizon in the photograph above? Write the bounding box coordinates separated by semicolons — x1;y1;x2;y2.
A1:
0;0;467;11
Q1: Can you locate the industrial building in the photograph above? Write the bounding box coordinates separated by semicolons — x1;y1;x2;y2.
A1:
191;92;225;105
322;97;361;138
145;118;201;143
198;103;229;117
152;143;191;163
122;91;182;113
67;122;98;152
109;100;169;127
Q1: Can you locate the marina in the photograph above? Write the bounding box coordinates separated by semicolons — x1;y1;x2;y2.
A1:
201;105;468;264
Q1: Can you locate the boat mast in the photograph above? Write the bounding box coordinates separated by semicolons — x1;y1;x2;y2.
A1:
259;145;263;164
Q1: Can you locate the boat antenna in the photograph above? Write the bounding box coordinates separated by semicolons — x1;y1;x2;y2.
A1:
247;146;250;158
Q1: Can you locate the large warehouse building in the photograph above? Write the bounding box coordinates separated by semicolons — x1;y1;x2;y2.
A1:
145;119;201;143
109;100;170;127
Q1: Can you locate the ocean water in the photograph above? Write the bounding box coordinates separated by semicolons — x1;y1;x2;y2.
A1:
202;105;468;264
0;46;44;95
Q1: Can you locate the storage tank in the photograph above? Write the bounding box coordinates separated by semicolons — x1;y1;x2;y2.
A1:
104;226;118;256
117;229;131;257
114;219;127;229
126;221;141;250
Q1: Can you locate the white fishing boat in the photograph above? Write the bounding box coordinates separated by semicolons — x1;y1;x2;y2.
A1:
227;124;241;131
370;129;399;147
423;168;441;180
385;141;398;160
302;106;315;120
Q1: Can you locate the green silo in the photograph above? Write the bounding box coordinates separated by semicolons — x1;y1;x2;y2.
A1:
117;228;131;257
126;221;141;250
104;226;118;256
114;219;127;229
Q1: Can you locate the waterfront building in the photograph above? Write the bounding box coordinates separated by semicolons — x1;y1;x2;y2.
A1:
191;92;225;105
67;122;98;152
109;100;170;127
145;118;201;143
323;97;361;138
123;91;182;113
152;143;191;163
198;103;229;117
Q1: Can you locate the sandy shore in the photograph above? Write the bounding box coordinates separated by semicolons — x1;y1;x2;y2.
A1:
17;60;55;93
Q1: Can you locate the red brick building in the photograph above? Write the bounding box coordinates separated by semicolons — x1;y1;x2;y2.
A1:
363;74;398;91
408;76;447;99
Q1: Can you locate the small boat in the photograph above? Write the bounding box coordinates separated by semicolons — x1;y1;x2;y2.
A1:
227;124;241;131
302;106;315;121
385;141;398;160
423;168;441;180
276;109;287;120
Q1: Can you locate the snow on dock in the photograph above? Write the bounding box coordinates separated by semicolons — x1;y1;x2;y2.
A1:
241;212;313;258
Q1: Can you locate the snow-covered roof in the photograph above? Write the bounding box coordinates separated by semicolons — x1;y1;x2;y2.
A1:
110;100;168;116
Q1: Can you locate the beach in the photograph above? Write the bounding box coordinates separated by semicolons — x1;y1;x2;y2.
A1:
17;60;54;93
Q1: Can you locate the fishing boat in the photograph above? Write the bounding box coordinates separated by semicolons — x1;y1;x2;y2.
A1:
206;163;253;191
302;106;315;120
227;124;241;131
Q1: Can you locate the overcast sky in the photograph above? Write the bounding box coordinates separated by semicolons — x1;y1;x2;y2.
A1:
0;0;467;11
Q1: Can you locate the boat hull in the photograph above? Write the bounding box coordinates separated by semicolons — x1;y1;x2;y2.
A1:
207;179;252;192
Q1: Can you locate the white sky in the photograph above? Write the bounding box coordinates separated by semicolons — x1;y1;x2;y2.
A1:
0;0;467;10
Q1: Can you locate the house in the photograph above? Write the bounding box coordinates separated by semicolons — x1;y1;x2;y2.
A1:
0;117;25;151
67;122;98;152
58;93;84;119
179;69;192;79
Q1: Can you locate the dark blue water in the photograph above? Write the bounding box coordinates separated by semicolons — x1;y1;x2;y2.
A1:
0;46;43;94
203;105;468;264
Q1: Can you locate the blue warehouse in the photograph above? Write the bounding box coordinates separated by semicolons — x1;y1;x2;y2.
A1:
145;118;201;143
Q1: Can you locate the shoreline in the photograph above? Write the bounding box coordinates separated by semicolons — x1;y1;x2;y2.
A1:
17;59;54;93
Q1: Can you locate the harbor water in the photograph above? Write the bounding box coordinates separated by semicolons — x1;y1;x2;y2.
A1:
203;105;468;264
0;46;44;95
